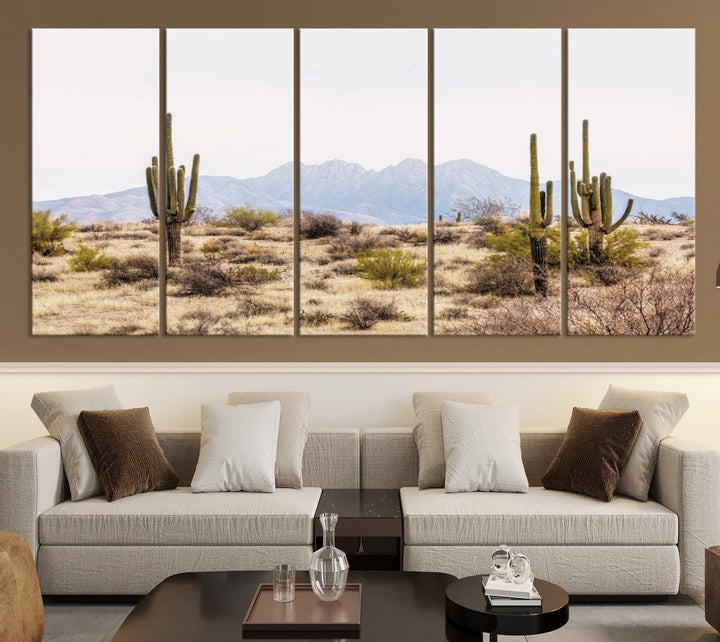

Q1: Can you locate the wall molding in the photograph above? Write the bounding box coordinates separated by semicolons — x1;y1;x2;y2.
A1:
2;362;720;374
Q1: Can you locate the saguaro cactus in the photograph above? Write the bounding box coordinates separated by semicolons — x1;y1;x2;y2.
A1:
569;119;633;264
146;113;200;265
529;133;554;297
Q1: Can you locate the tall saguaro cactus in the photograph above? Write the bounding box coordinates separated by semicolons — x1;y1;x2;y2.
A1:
146;113;200;266
529;133;554;297
569;119;633;264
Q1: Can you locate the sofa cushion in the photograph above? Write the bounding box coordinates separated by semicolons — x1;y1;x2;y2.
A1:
400;487;677;546
38;487;322;547
413;391;494;489
191;402;280;493
598;384;689;502
31;384;124;501
77;407;179;502
227;392;310;489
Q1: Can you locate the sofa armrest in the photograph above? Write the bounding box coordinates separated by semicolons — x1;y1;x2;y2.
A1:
0;436;68;560
651;435;720;594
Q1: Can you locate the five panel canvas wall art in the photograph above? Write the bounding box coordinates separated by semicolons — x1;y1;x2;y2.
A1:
31;28;695;336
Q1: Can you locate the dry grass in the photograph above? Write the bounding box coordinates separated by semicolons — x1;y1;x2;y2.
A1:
32;217;695;336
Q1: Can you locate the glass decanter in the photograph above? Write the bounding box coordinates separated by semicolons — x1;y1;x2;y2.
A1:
309;512;349;601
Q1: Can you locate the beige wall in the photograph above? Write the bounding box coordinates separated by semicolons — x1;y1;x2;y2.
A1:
1;363;718;451
2;0;719;362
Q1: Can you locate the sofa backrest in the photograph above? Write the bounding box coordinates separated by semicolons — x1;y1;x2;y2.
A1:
157;427;360;489
361;427;567;488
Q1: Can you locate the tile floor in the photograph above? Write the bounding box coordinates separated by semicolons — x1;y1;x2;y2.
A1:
42;594;717;641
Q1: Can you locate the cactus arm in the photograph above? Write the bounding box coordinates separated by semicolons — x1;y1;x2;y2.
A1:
176;165;186;217
166;113;175;177
569;161;584;226
544;180;554;227
582;118;590;185
599;173;610;228
145;158;159;219
605;198;634;233
184;153;200;221
167;165;177;218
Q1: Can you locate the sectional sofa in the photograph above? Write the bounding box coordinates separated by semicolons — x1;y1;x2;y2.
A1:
1;424;717;596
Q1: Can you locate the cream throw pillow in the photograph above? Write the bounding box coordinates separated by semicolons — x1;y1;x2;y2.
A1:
191;401;281;493
31;384;124;501
598;384;689;501
442;401;528;493
227;391;310;489
413;391;495;489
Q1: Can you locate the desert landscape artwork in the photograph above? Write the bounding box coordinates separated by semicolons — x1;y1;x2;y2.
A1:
31;28;694;337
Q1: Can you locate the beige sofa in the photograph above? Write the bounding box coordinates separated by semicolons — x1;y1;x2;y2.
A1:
1;426;718;596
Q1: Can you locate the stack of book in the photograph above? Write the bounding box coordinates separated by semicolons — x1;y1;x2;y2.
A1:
482;575;542;607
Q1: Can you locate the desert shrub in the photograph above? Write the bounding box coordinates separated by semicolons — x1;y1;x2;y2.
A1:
200;239;230;256
301;309;334;327
339;297;408;330
484;224;562;268
31;268;59;283
354;248;425;289
302;213;342;239
414;231;428;245
464;255;535;297
450;195;518;230
569;267;694;335
102;254;159;287
603;227;647;267
438;297;560;336
333;260;357;276
219;204;281;232
236;298;280;317
234;246;286;266
348;221;364;235
328;233;381;260
438;306;469;320
433;228;458;244
304;278;329;290
235;265;280;286
68;245;112;272
172;259;236;296
173;310;231;335
32;210;77;256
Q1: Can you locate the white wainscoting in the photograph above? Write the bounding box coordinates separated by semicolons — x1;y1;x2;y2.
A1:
1;362;719;451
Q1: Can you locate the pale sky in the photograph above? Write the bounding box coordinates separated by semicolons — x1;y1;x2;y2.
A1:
301;29;427;168
168;29;293;181
32;29;158;201
33;28;694;202
569;29;694;199
435;29;561;182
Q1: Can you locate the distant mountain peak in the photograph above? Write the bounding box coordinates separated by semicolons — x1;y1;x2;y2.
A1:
32;157;694;226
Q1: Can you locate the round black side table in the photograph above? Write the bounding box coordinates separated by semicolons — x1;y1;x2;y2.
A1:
445;575;569;642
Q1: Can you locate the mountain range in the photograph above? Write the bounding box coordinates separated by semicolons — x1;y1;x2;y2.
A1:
32;158;695;226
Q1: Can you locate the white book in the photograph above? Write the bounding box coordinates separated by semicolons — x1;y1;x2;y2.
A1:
485;584;542;607
482;575;536;600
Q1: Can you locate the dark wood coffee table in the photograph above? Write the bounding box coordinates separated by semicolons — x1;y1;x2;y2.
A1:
445;575;569;641
112;569;456;641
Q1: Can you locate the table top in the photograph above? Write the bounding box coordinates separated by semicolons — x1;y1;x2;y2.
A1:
314;489;402;520
445;575;570;637
112;570;456;642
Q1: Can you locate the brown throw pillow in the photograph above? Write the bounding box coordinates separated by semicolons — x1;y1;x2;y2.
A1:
77;407;179;502
541;407;643;502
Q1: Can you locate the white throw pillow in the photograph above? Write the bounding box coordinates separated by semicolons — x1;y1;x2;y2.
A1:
413;391;495;489
191;401;281;493
31;384;124;501
227;391;310;489
441;401;528;493
598;385;689;501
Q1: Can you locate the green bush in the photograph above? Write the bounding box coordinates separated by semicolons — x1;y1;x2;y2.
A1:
235;265;280;286
32;210;77;256
102;254;159;287
484;223;562;267
568;227;646;269
219;205;280;232
339;297;407;330
68;245;112;272
302;213;342;239
464;254;535;297
354;248;425;289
